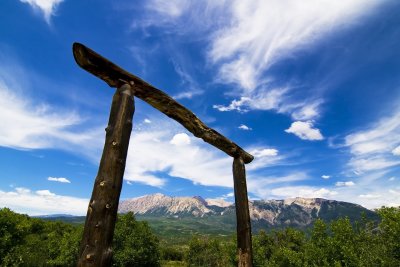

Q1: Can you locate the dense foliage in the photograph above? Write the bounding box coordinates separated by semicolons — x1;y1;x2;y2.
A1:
113;212;160;266
0;209;159;266
0;207;399;266
185;207;400;267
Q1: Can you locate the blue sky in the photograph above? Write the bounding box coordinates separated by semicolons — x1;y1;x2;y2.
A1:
0;0;399;215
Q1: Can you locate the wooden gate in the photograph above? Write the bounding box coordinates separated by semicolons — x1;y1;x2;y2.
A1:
73;43;254;267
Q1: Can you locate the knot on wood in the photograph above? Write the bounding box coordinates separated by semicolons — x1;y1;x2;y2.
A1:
86;253;95;261
105;125;113;132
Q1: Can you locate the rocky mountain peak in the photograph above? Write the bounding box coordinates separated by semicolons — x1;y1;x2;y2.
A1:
119;193;212;217
205;198;233;208
193;196;208;206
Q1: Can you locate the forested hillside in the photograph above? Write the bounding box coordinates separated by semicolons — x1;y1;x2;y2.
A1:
1;207;399;266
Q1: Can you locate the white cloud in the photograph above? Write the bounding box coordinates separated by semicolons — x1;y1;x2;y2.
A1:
389;189;400;196
285;121;323;141
0;76;103;160
389;177;396;181
170;58;203;100
141;1;381;119
15;187;30;194
0;187;88;215
247;173;310;199
48;177;71;183
291;101;323;121
223;192;234;198
392;145;400;156
251;148;278;157
268;186;338;200
19;0;64;23
208;0;380;91
174;90;203;100
36;190;55;197
124;120;283;188
146;0;189;18
238;124;252;131
344;109;400;174
321;175;330;179
213;97;253;112
348;157;400;173
359;194;381;199
251;171;399;209
335;181;355;187
170;133;191;146
247;148;280;170
213;89;322;120
144;119;152;124
345;112;400;154
125;121;232;187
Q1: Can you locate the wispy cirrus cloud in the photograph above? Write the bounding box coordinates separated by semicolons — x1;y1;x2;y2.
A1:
137;0;382;120
344;108;400;174
0;56;104;160
170;58;203;100
208;0;380;90
0;80;103;159
19;0;64;23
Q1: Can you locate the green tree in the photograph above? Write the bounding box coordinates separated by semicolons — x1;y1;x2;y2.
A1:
47;223;83;266
253;230;274;266
186;236;231;267
0;208;31;263
377;206;400;264
112;212;160;267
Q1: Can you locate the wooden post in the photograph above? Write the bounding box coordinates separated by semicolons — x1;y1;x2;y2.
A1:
77;83;134;266
233;157;253;267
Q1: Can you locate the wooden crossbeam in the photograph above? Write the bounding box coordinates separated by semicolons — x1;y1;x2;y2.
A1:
73;43;254;164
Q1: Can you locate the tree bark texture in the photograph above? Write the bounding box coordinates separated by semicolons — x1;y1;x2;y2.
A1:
233;157;253;267
72;42;253;164
77;84;134;267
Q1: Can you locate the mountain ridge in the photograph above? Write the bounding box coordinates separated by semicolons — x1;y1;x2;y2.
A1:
118;193;377;229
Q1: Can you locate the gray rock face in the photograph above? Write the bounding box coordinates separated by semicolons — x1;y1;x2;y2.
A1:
118;193;212;217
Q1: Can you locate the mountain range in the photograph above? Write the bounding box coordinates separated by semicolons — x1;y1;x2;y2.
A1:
118;193;378;230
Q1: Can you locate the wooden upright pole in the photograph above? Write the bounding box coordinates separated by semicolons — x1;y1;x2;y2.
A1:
233;157;253;267
77;83;134;267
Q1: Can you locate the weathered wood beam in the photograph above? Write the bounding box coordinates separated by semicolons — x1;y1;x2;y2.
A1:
233;157;253;267
72;43;254;164
77;84;134;266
